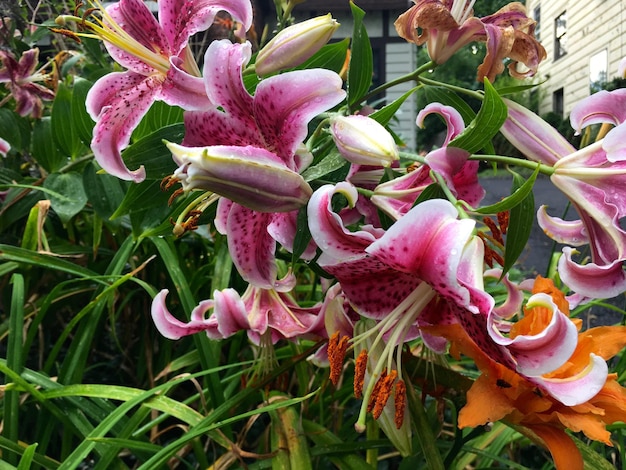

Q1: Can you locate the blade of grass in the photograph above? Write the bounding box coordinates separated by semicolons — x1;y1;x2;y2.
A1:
3;274;24;466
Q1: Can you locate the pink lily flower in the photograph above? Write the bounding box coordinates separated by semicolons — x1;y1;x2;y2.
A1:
177;39;345;289
75;0;253;182
151;282;325;346
371;103;484;219
500;95;626;299
394;1;546;82
0;48;55;118
308;182;502;429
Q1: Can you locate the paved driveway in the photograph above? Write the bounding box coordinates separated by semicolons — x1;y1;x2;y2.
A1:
479;173;625;325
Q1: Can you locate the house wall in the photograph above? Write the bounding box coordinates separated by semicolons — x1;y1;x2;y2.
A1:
525;0;626;117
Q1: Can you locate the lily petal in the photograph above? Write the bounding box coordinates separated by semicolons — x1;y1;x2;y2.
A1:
488;293;578;376
308;182;383;264
159;0;253;54
531;353;608;406
558;247;626;299
501;98;576;165
225;203;278;289
536;206;588;246
86;71;161;181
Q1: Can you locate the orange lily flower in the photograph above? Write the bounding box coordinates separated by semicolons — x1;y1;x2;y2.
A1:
427;277;626;470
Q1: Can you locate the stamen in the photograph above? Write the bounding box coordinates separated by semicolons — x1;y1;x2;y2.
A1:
367;369;387;413
497;210;509;235
372;369;397;419
49;28;82;43
328;332;349;386
394;380;406;429
354;349;368;398
483;216;503;245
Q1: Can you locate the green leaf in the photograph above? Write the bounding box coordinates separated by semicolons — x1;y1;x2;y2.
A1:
301;150;348;182
291;205;312;264
132;101;184;141
295;38;350;74
82;162;128;224
0;244;98;278
70;77;95;147
3;274;24;466
43;172;88;224
414;183;447;205
347;2;373;108
110;179;169;220
16;444;37;470
474;165;539;214
448;79;507;154
370;86;419;126
0;108;22;150
32;117;66;173
51;82;87;158
123;123;184;180
502;169;536;277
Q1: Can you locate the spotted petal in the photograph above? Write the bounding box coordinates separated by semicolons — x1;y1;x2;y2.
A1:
86;71;161;181
224;203;278;289
159;0;253;55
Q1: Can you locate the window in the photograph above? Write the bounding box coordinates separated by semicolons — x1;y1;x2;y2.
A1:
589;49;608;93
553;88;564;117
554;11;567;60
533;5;541;40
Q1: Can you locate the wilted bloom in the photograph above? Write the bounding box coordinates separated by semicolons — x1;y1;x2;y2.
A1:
0;48;55;118
428;277;626;470
57;0;253;182
501;95;626;299
371;103;484;219
176;39;344;289
167;142;312;212
255;14;339;77
394;1;546;82
330;115;399;167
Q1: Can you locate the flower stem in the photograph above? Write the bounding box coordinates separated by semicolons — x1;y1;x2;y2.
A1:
360;60;436;103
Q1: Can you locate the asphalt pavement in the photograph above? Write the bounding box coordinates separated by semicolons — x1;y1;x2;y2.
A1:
479;173;625;326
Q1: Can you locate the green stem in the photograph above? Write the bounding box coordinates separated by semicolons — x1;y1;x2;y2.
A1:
416;76;484;101
471;154;555;175
407;381;445;470
400;150;555;176
361;60;436;103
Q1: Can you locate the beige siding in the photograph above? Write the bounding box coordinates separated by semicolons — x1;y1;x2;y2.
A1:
525;0;626;116
386;42;418;151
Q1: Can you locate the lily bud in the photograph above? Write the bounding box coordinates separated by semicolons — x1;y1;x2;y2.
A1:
330;115;399;167
255;14;339;77
168;142;313;213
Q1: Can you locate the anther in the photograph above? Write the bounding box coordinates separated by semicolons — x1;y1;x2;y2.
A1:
394;380;406;429
354;350;367;399
367;369;387;413
482;216;503;245
372;369;397;419
328;332;349;386
497;210;509;235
